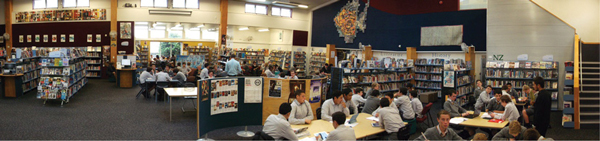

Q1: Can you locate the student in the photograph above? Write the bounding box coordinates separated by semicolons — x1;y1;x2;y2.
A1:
361;89;380;114
288;71;299;79
207;71;215;79
263;103;298;140
171;69;186;86
321;90;350;121
155;68;171;81
490;95;519;121
342;88;359;114
180;63;189;75
139;67;154;97
474;85;493;111
165;65;174;76
472;133;487;141
394;87;414;120
409;90;423;118
406;83;414;91
352;88;366;106
377;97;404;140
415;110;463;140
506;83;518;99
199;63;210;80
367;82;380;97
501;85;511;97
473;80;484;100
532;76;551;136
372;92;397;117
492;120;527;140
314;112;356;141
521;85;536;127
289;90;314;125
443;89;469;117
522;128;553;141
486;90;506;113
264;65;276;78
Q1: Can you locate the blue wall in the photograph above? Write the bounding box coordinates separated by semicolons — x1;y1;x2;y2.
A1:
311;1;487;51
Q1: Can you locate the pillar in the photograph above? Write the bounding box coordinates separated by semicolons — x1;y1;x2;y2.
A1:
326;44;336;65
218;0;228;49
4;0;13;60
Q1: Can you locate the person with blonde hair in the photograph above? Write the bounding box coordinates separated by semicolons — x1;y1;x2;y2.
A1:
472;133;488;140
521;85;537;128
492;120;527;140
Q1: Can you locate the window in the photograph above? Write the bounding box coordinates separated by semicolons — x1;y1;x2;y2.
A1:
173;0;199;9
140;0;153;7
186;29;200;39
63;0;89;8
202;30;217;40
150;29;166;38
140;0;167;8
245;3;267;15
272;6;291;18
134;24;149;39
34;0;58;9
169;31;183;39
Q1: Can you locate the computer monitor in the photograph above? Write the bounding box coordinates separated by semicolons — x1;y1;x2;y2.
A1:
122;59;131;67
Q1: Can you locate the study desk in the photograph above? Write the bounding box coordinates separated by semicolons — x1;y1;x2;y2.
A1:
144;79;180;102
116;68;137;88
451;113;509;129
165;87;197;121
290;113;407;139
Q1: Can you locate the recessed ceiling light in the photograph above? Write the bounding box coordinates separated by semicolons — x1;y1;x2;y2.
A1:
298;5;308;8
258;28;269;32
239;27;249;31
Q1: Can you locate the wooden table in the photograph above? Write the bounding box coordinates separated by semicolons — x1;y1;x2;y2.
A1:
117;68;137;88
165;87;198;121
0;74;24;97
452;113;509;129
291;113;407;139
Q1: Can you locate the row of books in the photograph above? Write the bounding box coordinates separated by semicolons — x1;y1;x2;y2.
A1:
416;58;444;65
311;52;326;57
457;85;474;96
486;80;558;89
86;72;101;77
23;70;40;81
416;82;442;89
86;66;101;71
486;61;558;69
415;74;442;81
86;52;101;57
23;79;39;92
86;60;101;64
22;60;40;71
486;69;558;79
380;82;408;92
415;66;443;73
456;75;472;87
41;58;71;67
37;76;87;100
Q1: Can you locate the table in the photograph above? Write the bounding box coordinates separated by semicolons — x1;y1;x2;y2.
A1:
116;68;137;88
144;79;180;102
451;113;509;129
164;87;198;121
290;113;407;139
0;74;25;97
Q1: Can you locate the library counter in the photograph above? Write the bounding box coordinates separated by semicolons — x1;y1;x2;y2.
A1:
0;74;25;98
116;68;137;88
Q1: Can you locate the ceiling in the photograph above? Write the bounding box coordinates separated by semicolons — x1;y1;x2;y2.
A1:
235;0;336;9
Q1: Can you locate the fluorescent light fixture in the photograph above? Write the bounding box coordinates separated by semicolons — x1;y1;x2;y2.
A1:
272;1;307;8
255;0;266;2
197;24;205;27
258;28;269;32
239;27;249;31
149;10;192;15
171;26;183;30
154;26;166;30
298;5;308;8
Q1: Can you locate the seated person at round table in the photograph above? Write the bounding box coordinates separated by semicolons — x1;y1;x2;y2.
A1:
315;112;356;141
263;103;298;140
360;89;380;115
474;85;494;112
486;90;506;113
415;110;464;140
342;88;359;115
393;87;415;120
371;92;397;117
289;90;314;125
443;89;469;118
321;90;350;121
490;95;520;121
376;97;404;140
492;120;527;140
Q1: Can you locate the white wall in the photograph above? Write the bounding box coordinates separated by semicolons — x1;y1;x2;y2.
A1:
532;0;600;42
117;0;220;24
0;0;5;24
12;0;112;23
227;1;310;31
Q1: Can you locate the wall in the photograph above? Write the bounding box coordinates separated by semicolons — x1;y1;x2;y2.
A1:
116;0;220;24
12;0;112;23
532;0;600;42
0;0;5;24
227;1;310;31
12;22;111;47
488;0;574;109
311;0;487;51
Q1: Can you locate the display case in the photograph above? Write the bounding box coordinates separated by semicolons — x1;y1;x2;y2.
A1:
37;47;88;106
414;58;444;97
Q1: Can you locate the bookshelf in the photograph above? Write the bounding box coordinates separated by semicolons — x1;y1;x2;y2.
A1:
292;51;307;77
485;61;560;111
310;52;326;74
20;57;41;94
187;46;210;56
415;58;444;98
37;48;88;107
268;51;291;70
233;49;266;65
137;45;149;67
442;59;474;107
85;46;102;78
562;61;575;128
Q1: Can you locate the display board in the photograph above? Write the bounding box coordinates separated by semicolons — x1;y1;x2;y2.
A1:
177;55;205;68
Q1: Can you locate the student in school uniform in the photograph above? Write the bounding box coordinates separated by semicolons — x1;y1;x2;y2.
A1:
472;133;488;141
501;85;512;98
474;85;493;111
523;128;553;141
139;67;154;97
492;120;527;140
321;90;350;121
316;112;356;141
351;88;366;107
372;92;397;116
361;89;380;114
443;89;474;138
409;90;423;118
415;110;463;140
506;83;519;99
342;88;359;114
521;85;536;128
289;90;314;125
487;90;506;113
473;80;484;100
490;95;520;121
394;87;415;120
377;97;404;140
263;103;298;140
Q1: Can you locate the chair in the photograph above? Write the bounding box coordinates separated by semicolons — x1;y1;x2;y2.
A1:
135;79;147;99
252;131;275;140
155;81;170;102
397;124;411;140
182;83;198;113
416;102;434;130
316;107;322;120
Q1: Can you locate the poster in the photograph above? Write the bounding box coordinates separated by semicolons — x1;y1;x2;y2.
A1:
0;37;3;43
19;35;23;43
60;34;66;42
200;80;209;101
43;35;48;42
120;22;132;39
27;35;32;42
69;34;75;42
35;35;40;42
87;34;93;42
52;35;57;42
15;9;106;23
289;80;306;99
309;80;322;103
269;80;282;98
244;77;263;103
176;55;205;68
96;34;102;42
443;71;455;88
210;79;239;115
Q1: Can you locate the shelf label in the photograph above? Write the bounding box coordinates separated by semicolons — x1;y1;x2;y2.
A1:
517;54;528;61
432;53;450;58
542;55;554;61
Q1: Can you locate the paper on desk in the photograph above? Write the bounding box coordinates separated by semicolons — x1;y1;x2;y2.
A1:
366;116;379;122
329;121;359;128
449;117;468;124
299;137;317;141
481;112;492;119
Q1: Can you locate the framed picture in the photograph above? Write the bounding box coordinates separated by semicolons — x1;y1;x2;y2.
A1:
69;34;74;42
60;34;66;42
119;22;132;39
35;35;40;42
27;35;32;42
19;35;24;43
43;35;48;42
96;34;101;42
52;35;57;42
87;34;93;42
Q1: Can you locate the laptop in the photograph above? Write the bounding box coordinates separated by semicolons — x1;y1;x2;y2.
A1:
464;110;481;118
348;114;360;124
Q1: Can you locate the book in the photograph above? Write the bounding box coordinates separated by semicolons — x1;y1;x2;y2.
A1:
525;62;532;68
564;101;572;108
566;73;573;80
532;62;540;68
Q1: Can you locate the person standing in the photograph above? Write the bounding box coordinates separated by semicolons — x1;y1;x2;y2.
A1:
289;90;314;125
224;54;242;76
533;76;551;136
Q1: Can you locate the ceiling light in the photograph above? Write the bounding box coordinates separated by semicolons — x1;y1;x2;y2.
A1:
136;22;149;25
171;26;183;30
298;5;308;8
197;24;205;27
239;27;249;31
258;28;269;32
272;1;307;8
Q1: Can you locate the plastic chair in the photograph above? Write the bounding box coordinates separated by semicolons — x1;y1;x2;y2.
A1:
416;103;434;128
181;82;198;113
155;81;169;102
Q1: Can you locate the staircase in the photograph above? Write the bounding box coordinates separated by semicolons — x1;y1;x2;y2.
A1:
579;43;600;129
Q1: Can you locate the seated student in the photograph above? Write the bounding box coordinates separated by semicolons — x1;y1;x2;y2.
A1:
492;120;527;140
139;67;155;97
321;90;350;121
263;103;298;140
342;88;359;114
155;68;172;81
487;90;506;113
443;89;469;117
506;83;519;99
394;87;415;120
199;64;210;80
523;128;553;141
415;110;463;140
372;92;397;117
361;89;380;114
473;133;488;141
522;85;537;128
378;97;404;140
289;90;314;125
351;88;366;106
171;69;187;86
288;71;299;79
475;85;493;111
316;112;356;141
165;65;174;77
490;95;520;121
409;90;423;118
501;85;511;97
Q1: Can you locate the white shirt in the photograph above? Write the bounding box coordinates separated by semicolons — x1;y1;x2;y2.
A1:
344;99;358;115
327;125;356;141
287;76;299;79
373;101;397;116
502;102;520;121
321;99;350;121
502;90;511;97
411;97;423;118
379;106;405;133
262;114;298;140
199;68;209;80
265;69;276;78
394;95;415;119
289;99;314;125
351;94;366;106
155;72;171;81
139;71;154;84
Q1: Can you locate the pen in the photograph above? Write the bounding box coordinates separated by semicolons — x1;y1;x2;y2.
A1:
421;132;428;141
